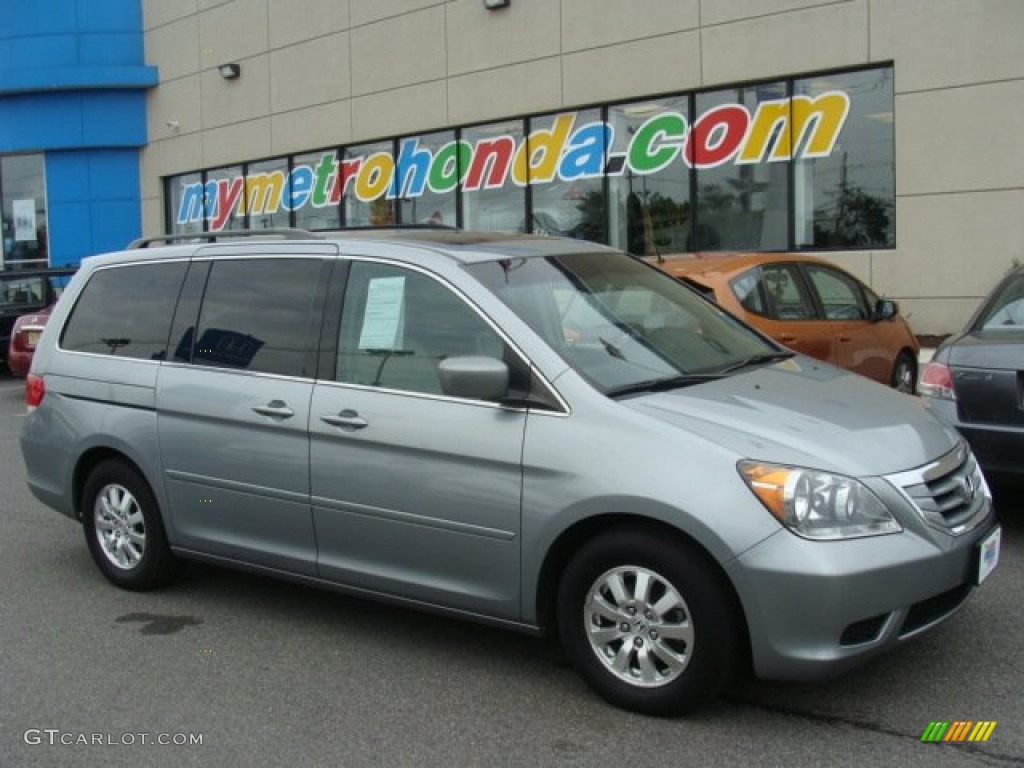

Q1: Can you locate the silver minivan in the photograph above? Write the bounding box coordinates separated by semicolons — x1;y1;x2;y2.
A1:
21;229;1000;715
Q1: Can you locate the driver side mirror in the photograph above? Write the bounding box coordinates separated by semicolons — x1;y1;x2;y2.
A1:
873;298;898;321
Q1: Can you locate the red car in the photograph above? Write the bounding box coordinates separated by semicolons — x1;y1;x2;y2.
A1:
2;267;76;376
8;308;53;377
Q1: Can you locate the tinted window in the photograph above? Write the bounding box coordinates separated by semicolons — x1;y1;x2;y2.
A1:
804;265;868;320
735;265;815;320
192;258;322;377
337;262;505;396
61;262;187;360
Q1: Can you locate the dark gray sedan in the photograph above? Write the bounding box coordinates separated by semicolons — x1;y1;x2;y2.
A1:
920;266;1024;480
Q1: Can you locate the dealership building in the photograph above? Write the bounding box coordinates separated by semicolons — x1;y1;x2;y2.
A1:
3;1;1022;336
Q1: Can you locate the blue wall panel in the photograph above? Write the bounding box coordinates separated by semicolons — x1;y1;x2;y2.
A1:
0;0;154;264
45;149;142;263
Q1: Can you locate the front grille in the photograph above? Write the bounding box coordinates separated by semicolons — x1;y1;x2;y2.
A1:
899;584;972;637
887;445;988;533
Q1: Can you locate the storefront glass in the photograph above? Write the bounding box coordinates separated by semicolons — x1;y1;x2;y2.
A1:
1;154;48;267
528;108;605;242
246;158;291;230
794;68;895;248
204;165;245;232
608;97;690;256
396;130;457;227
167;172;204;236
461;120;525;233
343;140;395;227
694;83;789;251
293;150;341;231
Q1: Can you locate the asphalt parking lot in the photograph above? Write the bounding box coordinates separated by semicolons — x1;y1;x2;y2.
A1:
1;372;1021;768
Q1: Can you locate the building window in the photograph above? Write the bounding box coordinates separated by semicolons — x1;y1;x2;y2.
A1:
528;108;605;242
246;158;291;230
461;119;526;233
794;68;895;248
1;154;48;267
396;130;457;227
693;83;789;251
608;97;691;256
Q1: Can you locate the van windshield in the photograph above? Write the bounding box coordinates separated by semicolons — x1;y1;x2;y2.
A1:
466;251;784;395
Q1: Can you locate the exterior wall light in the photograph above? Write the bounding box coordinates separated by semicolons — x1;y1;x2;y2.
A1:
218;63;241;80
483;0;509;9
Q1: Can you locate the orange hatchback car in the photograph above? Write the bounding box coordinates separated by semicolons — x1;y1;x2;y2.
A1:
656;253;920;393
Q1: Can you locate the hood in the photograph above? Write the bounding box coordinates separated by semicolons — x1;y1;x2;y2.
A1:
621;357;959;477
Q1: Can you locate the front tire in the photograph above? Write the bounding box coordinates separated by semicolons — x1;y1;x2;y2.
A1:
81;460;179;591
557;528;741;716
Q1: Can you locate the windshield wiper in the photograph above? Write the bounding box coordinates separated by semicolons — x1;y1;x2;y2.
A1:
605;374;721;399
714;351;794;375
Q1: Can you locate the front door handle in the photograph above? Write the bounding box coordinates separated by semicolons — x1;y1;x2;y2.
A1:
251;400;295;419
321;409;368;430
777;334;797;344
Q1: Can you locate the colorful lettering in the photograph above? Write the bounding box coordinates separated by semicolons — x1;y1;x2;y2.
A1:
175;92;852;231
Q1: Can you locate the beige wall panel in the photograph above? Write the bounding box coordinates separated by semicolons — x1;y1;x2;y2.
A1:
147;75;202;145
270;34;351;112
140;196;165;237
202;118;272;167
199;54;270;128
350;0;442;27
563;31;702;106
561;0;699;52
271;100;353;155
701;0;851;26
198;0;231;11
140;133;204;198
350;7;445;96
702;1;867;86
445;0;560;76
448;58;562;125
351;81;448;140
269;0;350;48
816;251;873;286
871;0;1024;92
198;0;269;71
898;298;983;338
143;0;198;31
897;81;1024;196
877;190;1024;302
145;15;200;81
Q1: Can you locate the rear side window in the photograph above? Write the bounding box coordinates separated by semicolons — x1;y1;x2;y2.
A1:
60;262;187;360
192;258;322;377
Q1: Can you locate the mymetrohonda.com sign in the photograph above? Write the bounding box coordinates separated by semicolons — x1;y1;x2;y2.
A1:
177;91;850;231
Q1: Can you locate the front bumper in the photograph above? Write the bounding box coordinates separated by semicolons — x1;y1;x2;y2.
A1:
726;495;995;681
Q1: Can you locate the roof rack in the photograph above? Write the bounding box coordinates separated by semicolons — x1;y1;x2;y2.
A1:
128;228;320;249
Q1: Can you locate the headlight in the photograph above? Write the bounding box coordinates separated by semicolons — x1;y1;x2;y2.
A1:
738;461;902;540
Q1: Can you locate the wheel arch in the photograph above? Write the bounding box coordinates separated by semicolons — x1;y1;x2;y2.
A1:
72;447;152;521
535;514;751;669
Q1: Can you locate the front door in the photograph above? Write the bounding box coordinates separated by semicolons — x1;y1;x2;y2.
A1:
310;260;526;618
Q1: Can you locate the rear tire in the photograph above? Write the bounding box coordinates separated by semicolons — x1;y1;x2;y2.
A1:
557;528;741;715
81;460;179;591
891;351;917;394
